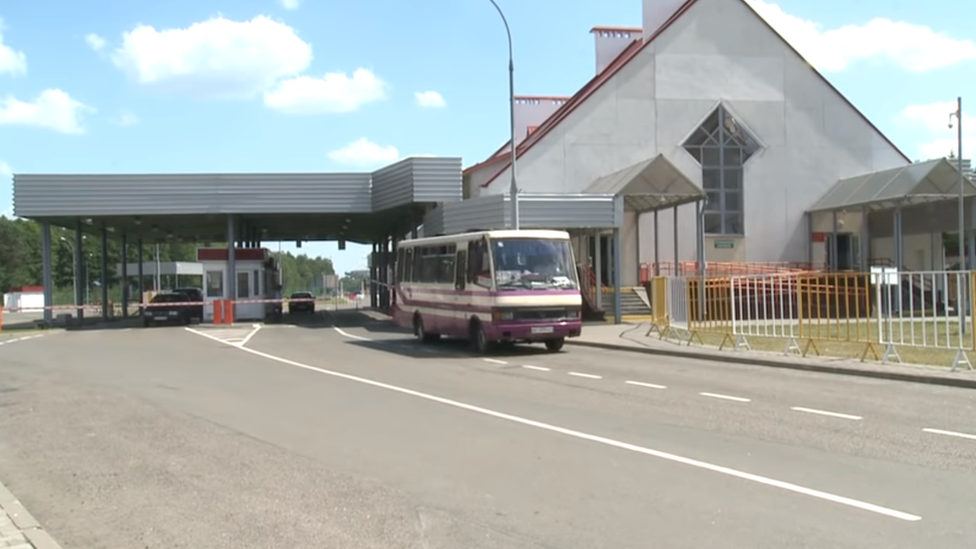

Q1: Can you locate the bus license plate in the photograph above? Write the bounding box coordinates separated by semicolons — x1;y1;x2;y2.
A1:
531;326;554;334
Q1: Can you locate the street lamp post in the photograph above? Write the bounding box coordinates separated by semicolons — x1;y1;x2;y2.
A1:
950;96;966;333
486;0;519;230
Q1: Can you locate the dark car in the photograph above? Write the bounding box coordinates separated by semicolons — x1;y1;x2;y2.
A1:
288;292;316;315
173;287;204;321
144;292;197;327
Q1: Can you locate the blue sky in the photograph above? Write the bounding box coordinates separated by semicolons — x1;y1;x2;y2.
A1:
0;0;974;276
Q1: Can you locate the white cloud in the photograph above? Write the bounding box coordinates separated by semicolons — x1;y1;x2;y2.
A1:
0;89;94;134
113;110;140;126
264;69;388;114
899;101;976;160
328;138;399;167
746;0;976;72
414;91;446;108
111;16;312;99
0;160;10;177
0;19;27;76
279;0;301;9
85;33;106;52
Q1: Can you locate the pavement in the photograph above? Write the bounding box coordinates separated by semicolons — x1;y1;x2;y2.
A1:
568;321;976;389
1;310;976;547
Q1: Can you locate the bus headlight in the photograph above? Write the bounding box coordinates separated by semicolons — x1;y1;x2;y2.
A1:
492;310;515;322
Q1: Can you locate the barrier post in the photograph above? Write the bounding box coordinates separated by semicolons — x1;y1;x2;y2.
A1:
224;300;235;325
213;299;223;325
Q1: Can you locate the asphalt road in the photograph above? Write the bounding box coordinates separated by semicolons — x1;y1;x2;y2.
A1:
0;312;974;548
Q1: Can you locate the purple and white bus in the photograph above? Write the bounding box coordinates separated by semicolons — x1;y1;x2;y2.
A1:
393;229;583;353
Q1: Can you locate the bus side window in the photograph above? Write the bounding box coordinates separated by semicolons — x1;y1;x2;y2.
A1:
467;240;483;286
455;250;467;290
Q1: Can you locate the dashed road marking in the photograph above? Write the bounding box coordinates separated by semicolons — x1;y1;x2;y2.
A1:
700;392;751;403
482;358;508;365
523;365;551;372
568;372;602;379
791;407;862;420
198;334;923;522
0;334;45;346
922;428;976;441
625;380;666;389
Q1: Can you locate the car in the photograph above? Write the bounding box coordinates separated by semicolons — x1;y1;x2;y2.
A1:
288;291;316;315
173;287;204;321
144;292;197;327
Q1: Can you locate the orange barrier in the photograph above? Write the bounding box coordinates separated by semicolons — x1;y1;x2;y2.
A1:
213;299;224;325
223;300;235;325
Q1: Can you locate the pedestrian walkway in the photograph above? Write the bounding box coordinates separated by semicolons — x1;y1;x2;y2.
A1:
0;480;62;549
568;322;976;390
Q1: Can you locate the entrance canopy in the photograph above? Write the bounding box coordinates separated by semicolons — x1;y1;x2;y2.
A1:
584;154;704;212
808;157;976;213
12;156;463;244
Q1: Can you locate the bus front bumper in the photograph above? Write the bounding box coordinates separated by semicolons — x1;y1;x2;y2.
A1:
486;320;582;342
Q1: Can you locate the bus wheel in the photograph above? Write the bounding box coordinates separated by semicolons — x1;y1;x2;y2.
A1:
544;337;565;352
471;320;491;355
415;314;438;343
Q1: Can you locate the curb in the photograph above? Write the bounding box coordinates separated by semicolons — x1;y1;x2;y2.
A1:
567;340;976;390
0;480;63;549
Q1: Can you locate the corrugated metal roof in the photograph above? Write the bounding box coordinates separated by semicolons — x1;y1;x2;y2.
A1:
808;157;976;212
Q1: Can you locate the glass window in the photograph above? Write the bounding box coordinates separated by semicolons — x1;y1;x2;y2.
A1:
683;105;758;236
206;270;223;298
237;271;250;299
703;213;723;235
253;270;260;296
468;238;492;288
490;238;579;291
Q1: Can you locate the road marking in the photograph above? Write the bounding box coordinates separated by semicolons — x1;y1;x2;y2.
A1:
791;407;862;421
625;380;666;389
568;372;602;379
0;334;44;346
700;392;751;403
239;324;262;347
332;326;372;342
483;358;508;365
185;325;262;348
923;428;976;441
191;330;922;522
523;365;551;372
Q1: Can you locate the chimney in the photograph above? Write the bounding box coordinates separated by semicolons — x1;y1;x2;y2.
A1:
590;26;641;75
513;96;570;148
643;0;686;41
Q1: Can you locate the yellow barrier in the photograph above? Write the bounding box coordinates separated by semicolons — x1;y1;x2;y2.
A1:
653;270;976;369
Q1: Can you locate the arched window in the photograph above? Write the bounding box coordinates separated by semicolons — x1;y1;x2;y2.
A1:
683;106;760;235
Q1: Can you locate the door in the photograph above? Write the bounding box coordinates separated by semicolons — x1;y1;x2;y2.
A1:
452;248;468;337
827;233;857;271
203;267;225;322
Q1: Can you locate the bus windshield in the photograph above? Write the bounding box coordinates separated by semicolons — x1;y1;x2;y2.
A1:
490;238;579;291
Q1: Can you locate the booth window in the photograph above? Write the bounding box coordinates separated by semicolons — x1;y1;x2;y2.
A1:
237;271;250;299
253;269;260;296
683;105;760;236
206;271;223;298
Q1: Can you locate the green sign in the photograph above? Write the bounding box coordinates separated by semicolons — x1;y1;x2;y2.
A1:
714;240;735;249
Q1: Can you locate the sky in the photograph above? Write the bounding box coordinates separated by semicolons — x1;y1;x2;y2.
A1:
0;0;974;276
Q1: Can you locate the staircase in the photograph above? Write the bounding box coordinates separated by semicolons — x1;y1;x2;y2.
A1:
618;287;653;317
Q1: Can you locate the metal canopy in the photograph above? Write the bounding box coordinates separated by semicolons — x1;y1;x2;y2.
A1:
585;154;704;212
808;157;976;213
12;157;462;244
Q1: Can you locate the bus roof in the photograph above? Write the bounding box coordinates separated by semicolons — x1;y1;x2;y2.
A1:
400;229;570;247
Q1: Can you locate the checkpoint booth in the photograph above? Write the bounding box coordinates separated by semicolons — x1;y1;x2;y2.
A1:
198;247;280;322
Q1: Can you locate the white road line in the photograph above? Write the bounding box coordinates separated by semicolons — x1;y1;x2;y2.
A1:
523;365;551;372
568;372;602;379
332;326;372;342
923;428;976;441
791;407;862;421
625;380;666;389
700;392;751;403
239;324;262;347
191;332;922;522
483;358;509;365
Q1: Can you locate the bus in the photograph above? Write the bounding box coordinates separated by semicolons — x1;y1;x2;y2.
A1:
393;229;583;353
